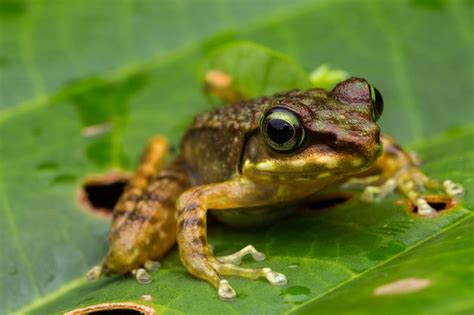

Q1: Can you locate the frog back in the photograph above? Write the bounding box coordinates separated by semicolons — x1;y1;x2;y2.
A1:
181;100;266;184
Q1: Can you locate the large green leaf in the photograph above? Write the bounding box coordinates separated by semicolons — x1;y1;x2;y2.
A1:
1;0;472;314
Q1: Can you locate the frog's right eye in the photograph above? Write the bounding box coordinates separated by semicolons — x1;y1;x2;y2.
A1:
261;108;305;153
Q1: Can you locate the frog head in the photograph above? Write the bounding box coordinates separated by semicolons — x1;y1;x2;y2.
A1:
242;77;384;183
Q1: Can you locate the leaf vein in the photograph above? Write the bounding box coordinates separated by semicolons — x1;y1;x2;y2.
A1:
284;212;473;314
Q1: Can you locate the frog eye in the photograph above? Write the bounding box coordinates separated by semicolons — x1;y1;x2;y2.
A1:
369;85;384;121
261;108;305;153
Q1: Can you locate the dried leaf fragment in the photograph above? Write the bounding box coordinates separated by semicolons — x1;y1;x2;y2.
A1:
204;69;242;103
374;277;431;296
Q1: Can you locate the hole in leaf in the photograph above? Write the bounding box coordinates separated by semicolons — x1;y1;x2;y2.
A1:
84;182;126;210
88;310;141;315
410;195;456;215
79;172;129;218
65;302;155;315
306;193;352;212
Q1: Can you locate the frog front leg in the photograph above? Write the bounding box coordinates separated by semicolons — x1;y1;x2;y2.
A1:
346;135;463;215
176;179;287;300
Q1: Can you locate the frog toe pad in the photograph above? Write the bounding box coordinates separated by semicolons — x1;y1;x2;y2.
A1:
263;268;287;286
416;198;437;216
133;268;152;284
218;280;236;300
144;260;161;272
86;265;102;282
443;180;464;198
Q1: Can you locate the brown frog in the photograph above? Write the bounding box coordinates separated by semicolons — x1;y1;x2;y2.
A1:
87;77;463;300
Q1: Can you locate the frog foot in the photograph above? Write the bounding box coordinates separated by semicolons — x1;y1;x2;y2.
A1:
212;246;284;300
361;168;464;217
183;247;286;301
443;180;464;198
212;263;287;301
361;178;397;202
217;245;266;265
209;245;272;301
412;180;463;216
86;259;160;284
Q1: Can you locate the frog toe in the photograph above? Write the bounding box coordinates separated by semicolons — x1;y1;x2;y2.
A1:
86;265;103;282
144;259;161;273
415;198;437;216
213;261;287;287
132;268;152;284
361;179;397;202
443;180;464;198
262;267;287;286
217;245;266;265
218;279;237;301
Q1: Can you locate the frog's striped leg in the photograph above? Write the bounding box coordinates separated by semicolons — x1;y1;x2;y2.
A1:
177;179;286;300
87;136;190;283
351;135;463;215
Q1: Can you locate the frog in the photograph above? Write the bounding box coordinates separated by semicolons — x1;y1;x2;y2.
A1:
86;77;463;300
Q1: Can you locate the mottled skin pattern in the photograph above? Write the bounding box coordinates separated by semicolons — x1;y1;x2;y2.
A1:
87;77;463;300
90;137;191;278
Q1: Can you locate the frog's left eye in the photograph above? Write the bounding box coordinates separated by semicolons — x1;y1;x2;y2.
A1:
369;85;384;121
261;108;305;153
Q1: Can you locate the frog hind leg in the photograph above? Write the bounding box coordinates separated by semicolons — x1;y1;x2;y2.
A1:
87;136;191;282
177;180;287;300
348;134;464;216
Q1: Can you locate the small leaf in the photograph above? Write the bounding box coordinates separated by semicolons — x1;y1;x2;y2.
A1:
309;64;349;89
198;41;311;102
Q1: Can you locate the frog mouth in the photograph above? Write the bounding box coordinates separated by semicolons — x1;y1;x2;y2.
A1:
252;164;367;179
245;146;381;180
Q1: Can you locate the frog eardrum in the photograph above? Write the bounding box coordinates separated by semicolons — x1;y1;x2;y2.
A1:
261;107;305;153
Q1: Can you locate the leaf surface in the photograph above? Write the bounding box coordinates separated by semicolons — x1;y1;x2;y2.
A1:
0;0;472;314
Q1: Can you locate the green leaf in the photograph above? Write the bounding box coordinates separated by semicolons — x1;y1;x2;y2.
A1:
0;0;472;314
197;41;311;100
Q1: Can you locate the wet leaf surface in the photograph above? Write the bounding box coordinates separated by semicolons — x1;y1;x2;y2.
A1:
0;0;472;314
